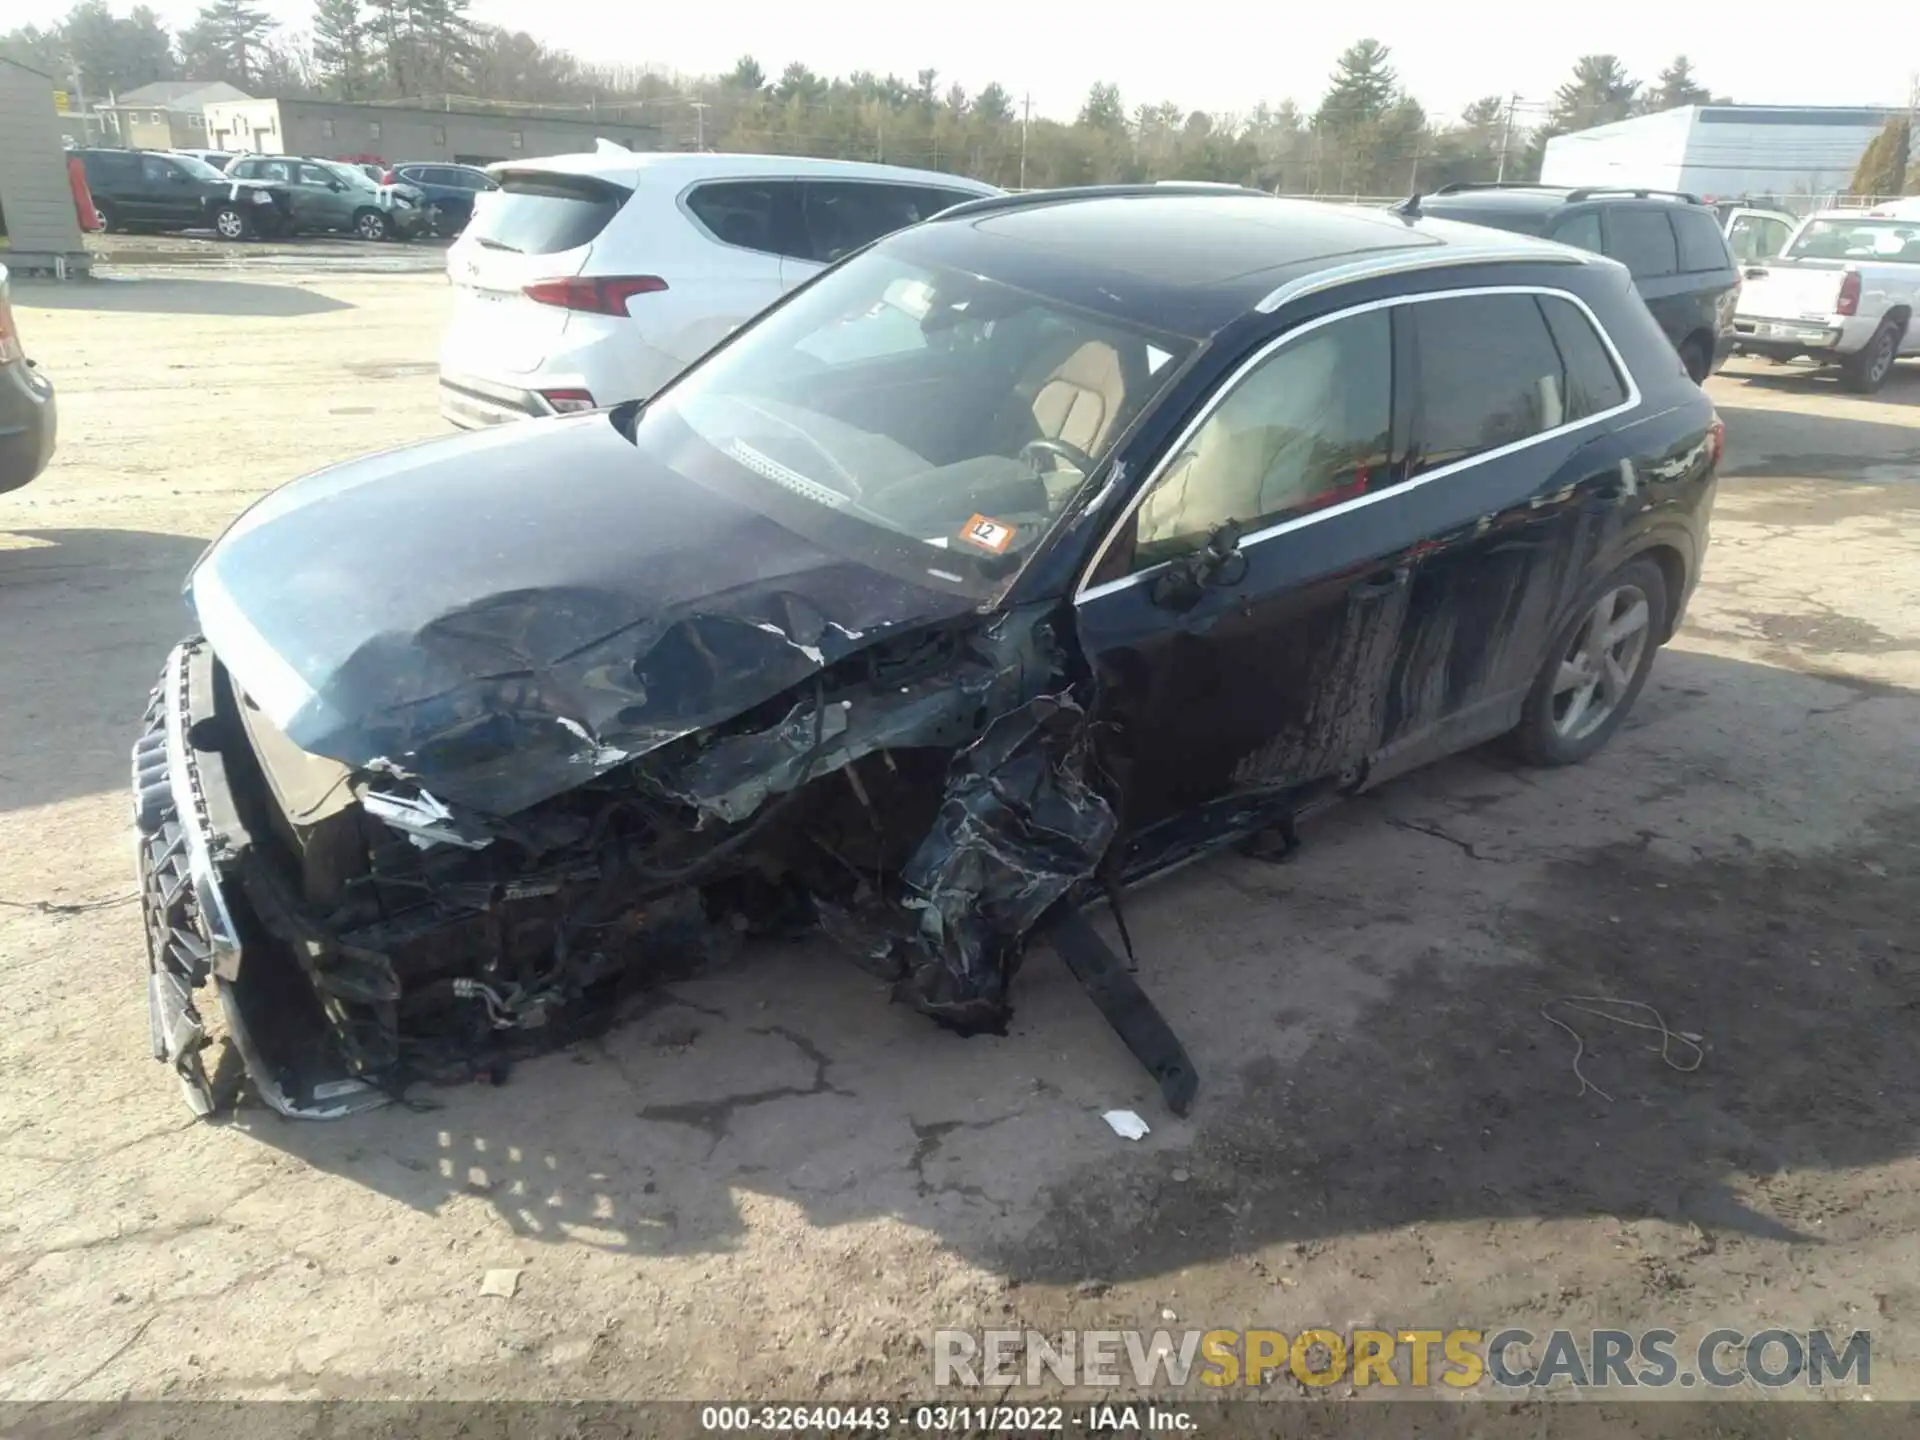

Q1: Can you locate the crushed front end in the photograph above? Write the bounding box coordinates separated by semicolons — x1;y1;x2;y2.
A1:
132;601;1161;1118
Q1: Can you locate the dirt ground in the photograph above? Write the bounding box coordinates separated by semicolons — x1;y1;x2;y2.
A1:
1;262;1917;1409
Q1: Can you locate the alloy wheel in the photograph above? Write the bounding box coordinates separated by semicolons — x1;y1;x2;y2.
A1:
357;212;385;240
215;210;244;239
1551;583;1651;743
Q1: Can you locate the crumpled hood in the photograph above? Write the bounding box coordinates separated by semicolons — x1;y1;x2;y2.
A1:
188;413;975;817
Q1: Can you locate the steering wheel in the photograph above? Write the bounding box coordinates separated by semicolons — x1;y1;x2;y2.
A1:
1019;437;1098;479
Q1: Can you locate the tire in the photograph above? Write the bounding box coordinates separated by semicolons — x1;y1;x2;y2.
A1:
354;207;392;241
1678;335;1712;385
94;200;117;233
1509;557;1669;767
212;204;251;241
1839;320;1901;395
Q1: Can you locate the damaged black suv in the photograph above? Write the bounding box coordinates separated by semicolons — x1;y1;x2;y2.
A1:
134;185;1722;1120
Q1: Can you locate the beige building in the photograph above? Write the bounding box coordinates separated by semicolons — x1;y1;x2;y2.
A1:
96;80;253;151
203;98;658;166
0;56;88;274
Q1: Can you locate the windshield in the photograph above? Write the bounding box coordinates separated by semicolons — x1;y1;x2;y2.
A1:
173;154;229;182
634;250;1194;596
1786;218;1920;262
319;160;379;192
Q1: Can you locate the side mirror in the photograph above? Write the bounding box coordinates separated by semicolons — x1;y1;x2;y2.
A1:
329;180;345;191
1150;520;1248;611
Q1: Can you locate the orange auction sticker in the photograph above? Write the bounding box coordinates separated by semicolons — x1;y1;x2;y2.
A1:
958;514;1016;554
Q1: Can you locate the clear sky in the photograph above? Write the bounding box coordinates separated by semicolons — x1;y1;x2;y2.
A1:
23;0;1919;123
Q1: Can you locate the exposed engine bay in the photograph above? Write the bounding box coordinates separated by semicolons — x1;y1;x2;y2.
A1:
136;605;1197;1122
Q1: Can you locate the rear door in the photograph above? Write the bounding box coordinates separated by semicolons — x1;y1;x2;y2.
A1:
1600;205;1687;346
1368;288;1641;782
444;167;634;375
671;178;806;362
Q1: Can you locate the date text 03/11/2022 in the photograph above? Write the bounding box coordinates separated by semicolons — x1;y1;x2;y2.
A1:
697;1404;1195;1432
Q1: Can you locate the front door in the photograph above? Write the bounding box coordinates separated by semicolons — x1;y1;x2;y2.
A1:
296;163;353;229
1071;304;1422;870
140;154;200;226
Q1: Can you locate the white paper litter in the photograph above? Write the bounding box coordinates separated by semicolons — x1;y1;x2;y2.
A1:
479;1268;521;1299
1102;1110;1150;1141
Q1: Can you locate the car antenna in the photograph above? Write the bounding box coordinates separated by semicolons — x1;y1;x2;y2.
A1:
1391;192;1422;217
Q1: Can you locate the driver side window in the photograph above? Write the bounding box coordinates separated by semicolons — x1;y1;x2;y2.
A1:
1131;309;1393;570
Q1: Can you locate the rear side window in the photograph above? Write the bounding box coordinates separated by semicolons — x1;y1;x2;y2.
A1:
1673;209;1732;272
1606;209;1679;278
800;182;959;263
466;171;633;255
85;152;139;184
1550;211;1603;253
1537;296;1628;420
1407;293;1569;473
686;180;808;259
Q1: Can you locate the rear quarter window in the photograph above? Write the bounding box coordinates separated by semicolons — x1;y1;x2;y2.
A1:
1673;209;1732;272
1605;209;1679;279
686;180;808;259
466;171;633;255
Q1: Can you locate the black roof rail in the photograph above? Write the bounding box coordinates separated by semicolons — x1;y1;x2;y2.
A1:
930;182;1274;223
1564;185;1704;204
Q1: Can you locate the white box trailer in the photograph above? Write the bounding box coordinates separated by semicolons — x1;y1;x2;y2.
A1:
1542;105;1905;206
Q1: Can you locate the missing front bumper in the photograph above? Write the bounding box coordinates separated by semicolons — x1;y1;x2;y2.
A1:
133;641;388;1120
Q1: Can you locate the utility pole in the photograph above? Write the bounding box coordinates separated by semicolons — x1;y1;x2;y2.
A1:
876;108;884;162
689;101;708;151
1496;93;1518;182
1019;93;1030;189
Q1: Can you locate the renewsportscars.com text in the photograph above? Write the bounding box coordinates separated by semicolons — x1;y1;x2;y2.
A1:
932;1326;1871;1390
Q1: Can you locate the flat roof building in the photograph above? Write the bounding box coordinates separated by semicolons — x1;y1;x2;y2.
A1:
203;97;658;167
1541;105;1907;201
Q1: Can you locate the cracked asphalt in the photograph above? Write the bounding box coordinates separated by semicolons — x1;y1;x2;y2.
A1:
2;266;1917;1406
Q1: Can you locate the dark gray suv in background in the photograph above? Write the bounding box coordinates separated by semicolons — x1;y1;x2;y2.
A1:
1399;183;1742;383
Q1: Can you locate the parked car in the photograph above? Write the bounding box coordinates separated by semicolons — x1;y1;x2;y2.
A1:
1731;211;1920;392
437;147;1001;427
225;154;433;240
170;147;237;172
133;186;1721;1118
383;161;497;233
1400;183;1741;383
0;264;57;494
73;147;294;240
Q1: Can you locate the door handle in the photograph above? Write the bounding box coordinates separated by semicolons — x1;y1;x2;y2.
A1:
1350;565;1411;598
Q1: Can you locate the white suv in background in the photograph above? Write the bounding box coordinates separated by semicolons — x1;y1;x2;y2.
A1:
438;147;1001;427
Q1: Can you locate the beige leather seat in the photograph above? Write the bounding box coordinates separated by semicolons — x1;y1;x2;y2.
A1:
1031;341;1127;457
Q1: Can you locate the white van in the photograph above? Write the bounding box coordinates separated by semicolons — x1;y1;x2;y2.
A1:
438;147;1001;428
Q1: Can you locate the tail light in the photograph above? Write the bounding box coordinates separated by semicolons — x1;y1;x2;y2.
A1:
523;275;667;315
380;170;397;185
1836;270;1861;316
0;288;22;365
1706;412;1725;470
538;388;597;414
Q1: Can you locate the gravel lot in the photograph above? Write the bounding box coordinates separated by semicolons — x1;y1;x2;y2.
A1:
2;264;1917;1410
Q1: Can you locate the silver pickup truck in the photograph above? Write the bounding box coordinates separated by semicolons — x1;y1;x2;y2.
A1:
1731;210;1920;393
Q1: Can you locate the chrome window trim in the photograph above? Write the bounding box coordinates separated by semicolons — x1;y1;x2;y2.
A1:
1253;244;1595;314
1074;284;1642;605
